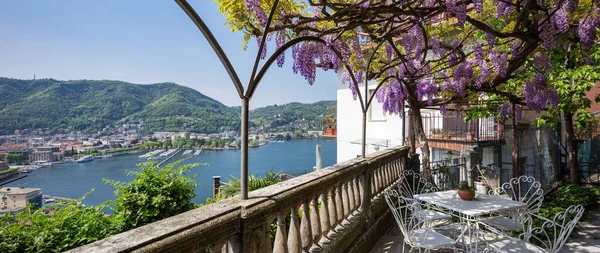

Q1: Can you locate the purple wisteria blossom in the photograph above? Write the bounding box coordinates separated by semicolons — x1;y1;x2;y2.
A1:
486;32;496;48
495;1;511;18
243;0;267;27
473;0;483;13
276;31;285;67
539;20;559;50
533;52;552;72
555;5;569;33
499;102;523;119
578;17;596;49
417;79;438;105
490;51;508;78
377;79;407;116
524;73;560;113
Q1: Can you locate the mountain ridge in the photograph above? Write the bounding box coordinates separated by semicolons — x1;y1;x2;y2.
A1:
0;77;335;135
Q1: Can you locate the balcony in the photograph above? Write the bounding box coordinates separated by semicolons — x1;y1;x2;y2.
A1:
68;146;410;253
423;113;504;151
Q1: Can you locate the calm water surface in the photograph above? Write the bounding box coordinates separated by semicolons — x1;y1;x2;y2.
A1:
7;139;336;207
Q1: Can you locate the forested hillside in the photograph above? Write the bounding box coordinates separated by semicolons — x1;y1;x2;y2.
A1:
0;78;335;135
0;78;237;134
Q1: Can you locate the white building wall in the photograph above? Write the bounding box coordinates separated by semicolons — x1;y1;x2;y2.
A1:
336;85;406;163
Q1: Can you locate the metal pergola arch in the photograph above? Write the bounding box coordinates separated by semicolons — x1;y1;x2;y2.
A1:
174;0;405;199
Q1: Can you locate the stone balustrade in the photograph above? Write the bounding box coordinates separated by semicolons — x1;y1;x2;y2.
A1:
68;146;410;253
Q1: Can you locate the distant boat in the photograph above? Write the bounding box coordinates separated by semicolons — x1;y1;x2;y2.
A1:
98;154;113;159
193;149;202;155
183;150;192;155
76;156;95;163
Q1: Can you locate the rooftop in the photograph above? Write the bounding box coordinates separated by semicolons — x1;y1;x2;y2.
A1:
0;187;42;195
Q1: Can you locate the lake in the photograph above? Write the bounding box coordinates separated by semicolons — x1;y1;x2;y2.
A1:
7;138;337;207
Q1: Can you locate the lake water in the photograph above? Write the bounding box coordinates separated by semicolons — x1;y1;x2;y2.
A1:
7;138;337;207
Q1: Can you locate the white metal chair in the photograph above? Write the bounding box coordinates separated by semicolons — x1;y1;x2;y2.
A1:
482;175;544;232
483;205;584;253
397;170;452;222
384;186;469;253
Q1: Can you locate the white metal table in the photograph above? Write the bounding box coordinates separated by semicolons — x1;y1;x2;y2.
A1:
414;190;528;252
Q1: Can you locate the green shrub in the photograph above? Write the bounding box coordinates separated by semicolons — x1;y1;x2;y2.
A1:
528;184;600;242
0;200;123;253
0;168;18;176
106;161;199;230
544;184;599;209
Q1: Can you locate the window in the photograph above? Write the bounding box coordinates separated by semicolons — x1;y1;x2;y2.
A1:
368;89;386;121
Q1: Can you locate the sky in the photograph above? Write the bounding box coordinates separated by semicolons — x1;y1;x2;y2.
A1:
0;0;339;108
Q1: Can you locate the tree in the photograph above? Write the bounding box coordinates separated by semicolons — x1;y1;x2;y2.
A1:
105;161;200;230
216;0;600;184
534;44;600;184
5;154;24;164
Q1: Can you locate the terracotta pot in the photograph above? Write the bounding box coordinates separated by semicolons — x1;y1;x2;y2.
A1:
458;189;476;201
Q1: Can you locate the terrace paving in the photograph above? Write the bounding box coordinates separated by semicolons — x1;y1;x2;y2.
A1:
369;208;600;253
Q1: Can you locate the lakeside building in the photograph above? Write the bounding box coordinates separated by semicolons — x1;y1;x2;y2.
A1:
337;78;600;188
0;161;7;171
0;187;42;216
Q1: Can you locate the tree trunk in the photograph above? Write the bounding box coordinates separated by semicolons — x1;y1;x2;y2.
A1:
511;103;519;179
562;110;580;184
410;107;435;184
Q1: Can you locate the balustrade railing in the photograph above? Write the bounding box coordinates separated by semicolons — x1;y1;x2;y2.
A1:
68;146;410;253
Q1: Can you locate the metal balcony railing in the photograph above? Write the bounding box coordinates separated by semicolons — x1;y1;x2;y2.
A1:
423;113;504;143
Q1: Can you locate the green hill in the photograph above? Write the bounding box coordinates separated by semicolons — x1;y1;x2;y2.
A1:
0;78;238;135
0;78;335;135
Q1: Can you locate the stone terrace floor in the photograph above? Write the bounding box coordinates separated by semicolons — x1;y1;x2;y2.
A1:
369;208;600;253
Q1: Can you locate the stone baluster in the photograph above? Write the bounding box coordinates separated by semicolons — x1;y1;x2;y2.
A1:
341;183;350;218
372;169;379;194
386;161;395;186
384;163;392;186
360;172;372;220
318;192;331;246
393;159;400;179
288;205;302;253
273;212;288;253
347;180;355;215
371;170;377;196
327;187;338;237
310;195;322;252
379;165;386;191
380;164;387;189
335;184;344;226
353;177;361;212
300;199;313;252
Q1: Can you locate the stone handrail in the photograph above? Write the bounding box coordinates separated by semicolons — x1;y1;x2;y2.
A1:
68;146;410;253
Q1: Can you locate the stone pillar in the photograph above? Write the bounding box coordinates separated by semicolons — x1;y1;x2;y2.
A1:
316;145;322;171
213;176;220;199
460;147;476;186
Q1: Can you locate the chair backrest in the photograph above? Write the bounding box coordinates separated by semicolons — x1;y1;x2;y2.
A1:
522;205;585;253
398;170;439;199
384;182;412;242
492;175;544;212
383;184;424;245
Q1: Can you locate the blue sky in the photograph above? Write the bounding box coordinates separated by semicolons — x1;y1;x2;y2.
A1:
0;0;338;108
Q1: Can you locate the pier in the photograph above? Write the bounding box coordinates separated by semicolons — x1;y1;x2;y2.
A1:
43;195;76;202
157;148;183;167
0;174;27;186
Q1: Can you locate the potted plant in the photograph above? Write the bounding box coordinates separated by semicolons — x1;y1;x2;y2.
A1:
457;181;476;200
466;132;474;141
431;128;443;139
443;129;454;139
